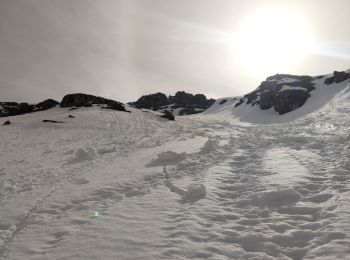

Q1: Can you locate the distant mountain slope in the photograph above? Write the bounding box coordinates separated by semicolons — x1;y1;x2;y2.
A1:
204;69;350;124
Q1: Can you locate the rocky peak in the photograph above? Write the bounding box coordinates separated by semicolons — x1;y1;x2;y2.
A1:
130;91;215;115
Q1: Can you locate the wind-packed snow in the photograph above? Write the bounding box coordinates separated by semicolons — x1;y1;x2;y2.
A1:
279;85;308;92
1;83;350;259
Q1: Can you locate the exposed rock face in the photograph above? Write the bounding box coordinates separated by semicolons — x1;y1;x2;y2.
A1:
130;91;215;115
274;90;310;115
0;93;127;117
0;98;59;117
259;91;276;110
60;93;126;112
0;102;34;117
324;71;350;85
235;73;317;114
130;92;168;110
219;99;227;105
33;99;59;112
169;91;215;109
160;110;175;121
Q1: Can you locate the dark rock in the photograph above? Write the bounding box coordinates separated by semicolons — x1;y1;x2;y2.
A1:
130;92;169;110
219;99;227;105
170;91;214;109
101;100;127;112
130;91;215;115
235;98;244;107
68;115;75;118
234;73;316;114
160;110;175;121
18;103;33;114
60;93;126;112
274;89;310;115
0;102;34;117
33;99;59;112
266;74;314;82
42;120;64;123
3;120;11;125
259;91;276;110
324;71;350;85
68;107;78;111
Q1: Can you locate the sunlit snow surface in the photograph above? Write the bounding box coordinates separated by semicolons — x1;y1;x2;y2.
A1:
1;86;350;259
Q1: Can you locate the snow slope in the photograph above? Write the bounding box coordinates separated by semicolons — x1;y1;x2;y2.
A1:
1;85;350;259
203;73;350;124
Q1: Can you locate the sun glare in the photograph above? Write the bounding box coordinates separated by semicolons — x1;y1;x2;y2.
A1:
234;7;314;77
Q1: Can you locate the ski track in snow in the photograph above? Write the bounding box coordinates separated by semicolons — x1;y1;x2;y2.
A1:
1;90;350;259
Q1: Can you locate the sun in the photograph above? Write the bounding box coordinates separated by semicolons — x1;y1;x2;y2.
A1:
233;7;314;77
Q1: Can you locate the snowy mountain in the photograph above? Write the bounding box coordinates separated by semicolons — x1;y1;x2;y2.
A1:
204;69;350;124
1;69;350;259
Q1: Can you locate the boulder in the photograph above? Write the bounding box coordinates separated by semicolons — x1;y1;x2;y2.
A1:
160;110;175;121
3;120;11;125
68;115;75;118
274;89;310;115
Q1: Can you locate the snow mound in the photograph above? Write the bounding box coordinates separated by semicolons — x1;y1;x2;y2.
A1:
148;151;187;166
199;139;217;154
181;184;206;202
253;188;302;206
68;148;97;164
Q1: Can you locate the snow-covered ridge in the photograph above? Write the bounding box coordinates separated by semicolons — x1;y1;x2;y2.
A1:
204;69;350;124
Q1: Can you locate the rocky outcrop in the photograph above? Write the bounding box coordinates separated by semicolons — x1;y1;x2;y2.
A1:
324;71;350;85
160;110;175;121
33;99;59;112
130;91;215;115
274;89;310;115
0;102;34;117
169;91;215;110
0;93;127;117
0;98;59;117
235;73;317;115
60;93;127;112
130;92;168;110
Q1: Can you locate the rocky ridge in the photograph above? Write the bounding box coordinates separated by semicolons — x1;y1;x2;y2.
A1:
233;70;350;115
129;91;215;115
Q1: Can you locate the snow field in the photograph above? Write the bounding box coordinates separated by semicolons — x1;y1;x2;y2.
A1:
1;84;350;259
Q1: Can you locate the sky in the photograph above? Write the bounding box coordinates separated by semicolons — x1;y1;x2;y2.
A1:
1;0;350;103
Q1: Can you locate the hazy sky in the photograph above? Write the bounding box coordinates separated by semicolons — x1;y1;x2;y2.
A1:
1;0;350;103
